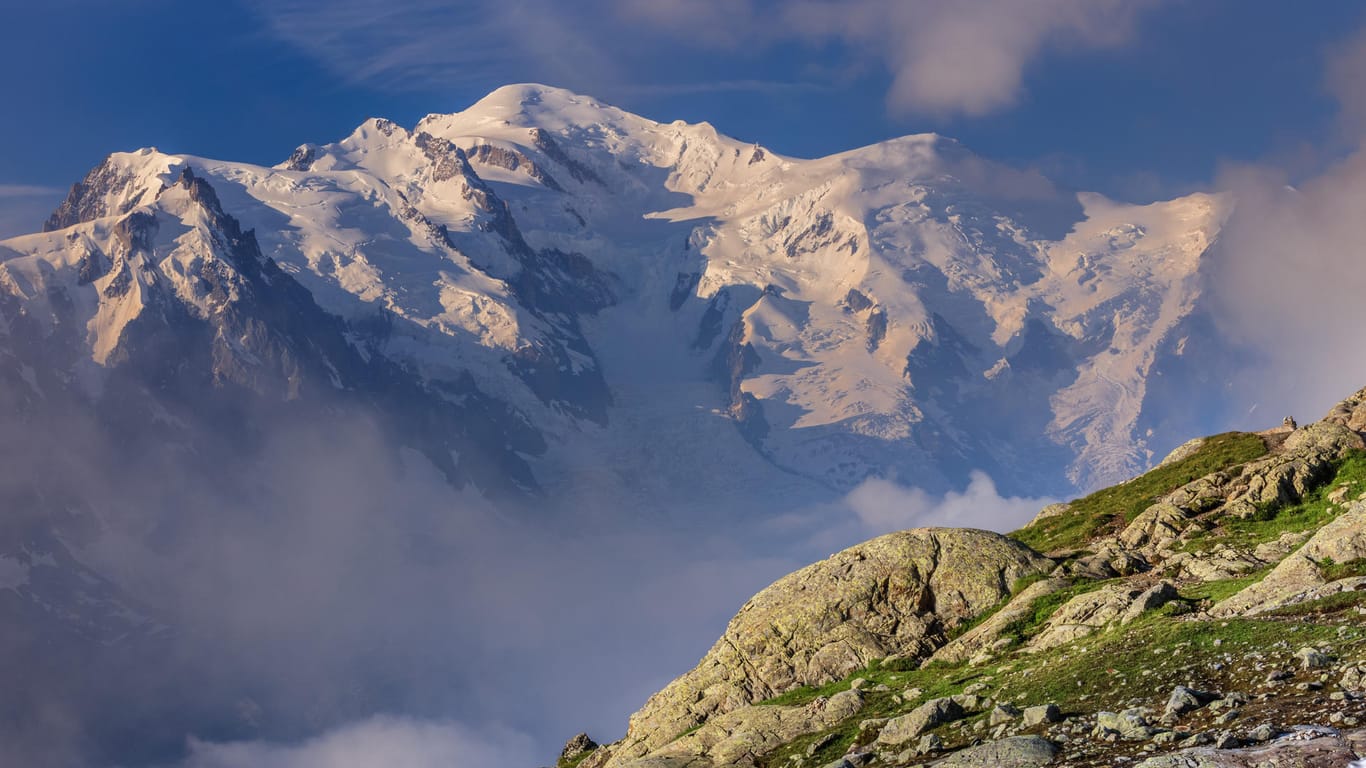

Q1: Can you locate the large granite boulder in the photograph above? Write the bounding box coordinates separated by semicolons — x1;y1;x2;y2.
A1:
605;528;1052;764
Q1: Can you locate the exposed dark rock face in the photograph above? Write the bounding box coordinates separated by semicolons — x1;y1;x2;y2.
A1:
670;271;701;311
466;142;565;191
714;315;767;442
904;313;977;397
283;144;316;172
693;289;731;349
866;308;888;352
532;127;604;186
44;155;156;232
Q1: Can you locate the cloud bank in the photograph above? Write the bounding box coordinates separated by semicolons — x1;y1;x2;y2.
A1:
845;471;1057;535
1203;21;1366;423
245;0;1165;118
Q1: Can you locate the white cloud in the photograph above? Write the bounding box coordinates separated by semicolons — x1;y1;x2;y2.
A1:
846;471;1056;535
1203;21;1366;423
767;0;1163;117
181;717;538;768
244;0;1166;118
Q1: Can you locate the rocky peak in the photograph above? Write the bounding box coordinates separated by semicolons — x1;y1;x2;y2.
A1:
43;150;175;232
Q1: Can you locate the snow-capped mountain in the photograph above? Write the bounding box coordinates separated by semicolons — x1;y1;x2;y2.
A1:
1;84;1225;504
0;83;1235;764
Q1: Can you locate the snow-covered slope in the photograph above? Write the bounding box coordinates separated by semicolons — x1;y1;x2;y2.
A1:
2;83;1227;504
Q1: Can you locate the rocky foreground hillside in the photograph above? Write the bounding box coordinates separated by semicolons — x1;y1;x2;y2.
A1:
558;386;1366;767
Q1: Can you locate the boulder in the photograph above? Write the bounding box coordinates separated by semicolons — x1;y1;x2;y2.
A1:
1022;703;1062;727
925;579;1070;665
990;703;1022;726
609;528;1051;762
876;697;965;746
1325;385;1366;432
930;735;1058;767
1164;685;1218;718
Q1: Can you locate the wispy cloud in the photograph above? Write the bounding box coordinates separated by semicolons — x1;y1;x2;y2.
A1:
245;0;619;92
613;79;833;98
0;184;62;198
619;0;1166;117
845;471;1057;535
0;184;62;239
244;0;1166;119
180;717;538;768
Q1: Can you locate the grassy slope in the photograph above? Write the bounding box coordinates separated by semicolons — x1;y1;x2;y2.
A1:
1011;432;1268;553
748;436;1366;767
757;607;1366;767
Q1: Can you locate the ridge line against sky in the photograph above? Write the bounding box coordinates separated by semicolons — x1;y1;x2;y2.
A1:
1;0;1365;240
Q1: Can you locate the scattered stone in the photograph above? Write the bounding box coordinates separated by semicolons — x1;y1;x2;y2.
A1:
990;703;1022;726
1022;703;1063;727
915;733;942;755
1296;647;1332;669
1165;686;1219;718
1096;709;1161;740
1247;723;1279;742
876;697;965;746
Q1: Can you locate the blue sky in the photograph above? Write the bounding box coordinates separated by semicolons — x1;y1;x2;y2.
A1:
1;0;1364;237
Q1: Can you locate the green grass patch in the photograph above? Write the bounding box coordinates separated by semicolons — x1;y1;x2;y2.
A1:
756;659;978;767
755;605;1364;768
1321;557;1366;582
1002;617;1342;709
557;750;597;768
1012;432;1268;553
1183;450;1366;554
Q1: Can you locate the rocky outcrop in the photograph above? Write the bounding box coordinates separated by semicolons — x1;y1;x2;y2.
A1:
602;529;1052;764
926;577;1071;665
1326;385;1366;432
613;690;865;768
1025;581;1178;652
1112;421;1362;558
1214;502;1366;615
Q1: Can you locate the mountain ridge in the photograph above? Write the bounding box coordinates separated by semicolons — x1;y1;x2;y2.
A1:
3;83;1230;502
